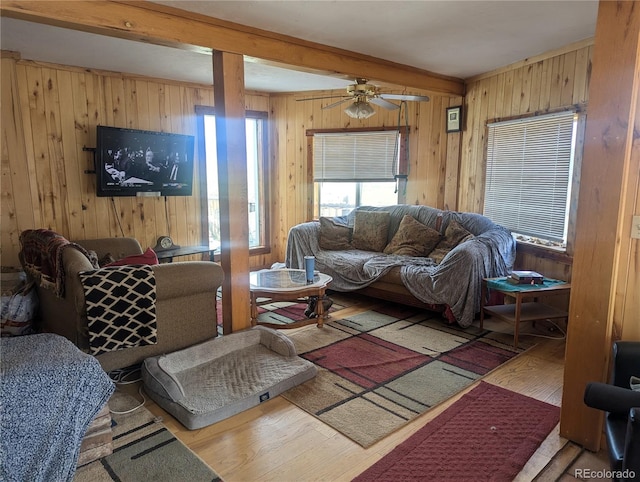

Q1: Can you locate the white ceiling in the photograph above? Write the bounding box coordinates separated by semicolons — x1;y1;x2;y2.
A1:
1;1;598;93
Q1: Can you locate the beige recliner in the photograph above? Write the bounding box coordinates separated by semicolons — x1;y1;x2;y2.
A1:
29;237;224;373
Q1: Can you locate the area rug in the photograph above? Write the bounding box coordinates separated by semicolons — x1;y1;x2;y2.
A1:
74;393;221;482
353;382;560;481
216;291;353;327
282;305;534;447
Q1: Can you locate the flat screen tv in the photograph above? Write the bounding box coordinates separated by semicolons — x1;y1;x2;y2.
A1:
96;125;195;197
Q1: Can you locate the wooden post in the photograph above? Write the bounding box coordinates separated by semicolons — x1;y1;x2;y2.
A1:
213;51;251;333
560;0;640;451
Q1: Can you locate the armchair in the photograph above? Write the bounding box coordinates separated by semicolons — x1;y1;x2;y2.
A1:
30;237;224;373
583;341;640;477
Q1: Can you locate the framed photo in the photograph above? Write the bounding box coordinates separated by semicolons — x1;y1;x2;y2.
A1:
446;106;462;133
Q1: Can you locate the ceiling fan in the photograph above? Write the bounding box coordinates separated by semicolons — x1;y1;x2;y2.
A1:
297;78;430;119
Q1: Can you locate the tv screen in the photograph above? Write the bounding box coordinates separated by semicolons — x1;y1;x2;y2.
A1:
96;125;195;197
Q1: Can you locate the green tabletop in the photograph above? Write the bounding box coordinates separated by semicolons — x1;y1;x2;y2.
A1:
486;277;568;292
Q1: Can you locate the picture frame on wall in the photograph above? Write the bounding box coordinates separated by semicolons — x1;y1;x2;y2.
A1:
446;106;462;133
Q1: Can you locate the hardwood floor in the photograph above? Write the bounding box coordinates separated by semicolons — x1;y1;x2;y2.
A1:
146;298;570;481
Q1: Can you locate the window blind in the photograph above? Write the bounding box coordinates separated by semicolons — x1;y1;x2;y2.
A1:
484;111;576;243
313;131;399;182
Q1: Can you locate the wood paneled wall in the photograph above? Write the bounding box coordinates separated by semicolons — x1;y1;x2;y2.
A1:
268;90;463;261
461;41;593;214
460;41;593;282
0;55;269;268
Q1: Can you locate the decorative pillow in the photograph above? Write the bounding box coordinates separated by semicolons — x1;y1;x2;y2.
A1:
631;376;640;392
85;250;101;269
319;217;353;250
98;253;116;267
105;247;159;267
383;215;441;257
351;211;391;252
429;219;473;264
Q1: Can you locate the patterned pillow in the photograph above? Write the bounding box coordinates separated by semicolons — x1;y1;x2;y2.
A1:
351;211;391;252
383;215;441;257
429;219;473;263
319;217;353;250
97;253;116;267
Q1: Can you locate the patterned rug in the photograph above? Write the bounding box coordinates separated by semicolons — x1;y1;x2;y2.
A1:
353;382;560;481
283;305;534;447
75;392;220;482
216;291;354;327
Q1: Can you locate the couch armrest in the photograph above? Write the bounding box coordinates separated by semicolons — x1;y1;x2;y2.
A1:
612;341;640;389
584;382;640;414
152;261;224;300
285;221;321;269
62;248;100;314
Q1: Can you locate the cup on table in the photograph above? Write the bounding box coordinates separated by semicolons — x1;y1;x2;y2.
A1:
304;256;315;283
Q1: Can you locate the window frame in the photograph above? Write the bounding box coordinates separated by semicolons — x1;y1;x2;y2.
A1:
306;126;409;220
195;105;271;258
483;107;585;255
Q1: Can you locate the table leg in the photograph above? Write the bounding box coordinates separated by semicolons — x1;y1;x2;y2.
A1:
250;292;258;326
514;293;522;348
315;291;325;327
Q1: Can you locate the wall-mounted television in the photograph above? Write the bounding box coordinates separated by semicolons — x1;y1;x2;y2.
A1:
96;125;195;197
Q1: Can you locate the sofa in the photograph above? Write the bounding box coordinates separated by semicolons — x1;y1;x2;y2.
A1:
21;235;224;373
285;204;515;328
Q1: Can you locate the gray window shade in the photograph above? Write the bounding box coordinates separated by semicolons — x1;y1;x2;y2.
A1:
484;111;577;243
313;131;399;182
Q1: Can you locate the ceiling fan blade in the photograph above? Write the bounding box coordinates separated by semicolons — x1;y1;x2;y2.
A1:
322;98;354;110
370;97;400;110
379;93;430;102
296;95;351;102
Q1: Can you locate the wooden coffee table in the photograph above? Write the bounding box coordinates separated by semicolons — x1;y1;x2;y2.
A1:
249;269;333;329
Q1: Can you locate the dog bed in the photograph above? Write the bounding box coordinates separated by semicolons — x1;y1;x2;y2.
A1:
141;326;317;429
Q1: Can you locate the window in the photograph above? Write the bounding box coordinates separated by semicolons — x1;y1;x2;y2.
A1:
483;110;579;249
309;128;407;217
199;108;269;252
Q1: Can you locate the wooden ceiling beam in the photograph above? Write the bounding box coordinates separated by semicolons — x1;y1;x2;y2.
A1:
0;0;464;96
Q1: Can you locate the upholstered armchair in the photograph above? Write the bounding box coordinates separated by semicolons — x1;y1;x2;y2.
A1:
28;237;223;373
583;341;640;477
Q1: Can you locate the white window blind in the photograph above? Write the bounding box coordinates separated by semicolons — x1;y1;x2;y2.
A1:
484;111;577;243
313;131;399;182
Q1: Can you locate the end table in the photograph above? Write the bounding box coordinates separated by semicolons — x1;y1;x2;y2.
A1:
481;277;571;347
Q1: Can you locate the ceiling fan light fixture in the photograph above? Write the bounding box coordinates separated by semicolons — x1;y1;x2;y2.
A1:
344;100;376;119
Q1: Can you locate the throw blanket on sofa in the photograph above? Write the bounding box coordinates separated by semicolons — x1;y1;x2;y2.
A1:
79;265;157;355
19;229;98;298
286;205;516;328
0;333;114;482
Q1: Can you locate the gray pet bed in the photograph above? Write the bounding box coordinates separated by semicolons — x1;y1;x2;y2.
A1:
142;326;317;429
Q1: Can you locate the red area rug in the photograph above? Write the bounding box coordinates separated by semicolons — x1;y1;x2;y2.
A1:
353;381;560;481
283;308;534;447
216;293;349;327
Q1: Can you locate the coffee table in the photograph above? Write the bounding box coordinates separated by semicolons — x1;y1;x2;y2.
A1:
249;269;333;329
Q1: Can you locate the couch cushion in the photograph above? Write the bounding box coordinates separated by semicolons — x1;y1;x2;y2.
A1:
383;215;441;257
429;220;473;263
319;217;353;250
351;211;391;252
105;247;159;267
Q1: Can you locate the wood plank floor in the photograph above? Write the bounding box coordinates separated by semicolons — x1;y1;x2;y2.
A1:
146;298;569;482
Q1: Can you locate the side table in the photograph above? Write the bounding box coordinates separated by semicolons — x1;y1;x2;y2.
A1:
480;277;571;347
